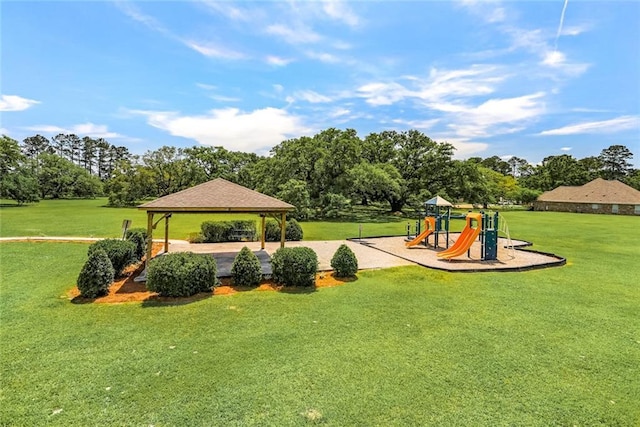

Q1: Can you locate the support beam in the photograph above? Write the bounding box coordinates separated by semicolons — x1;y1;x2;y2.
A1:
164;214;170;254
280;212;286;248
260;214;266;250
145;212;154;270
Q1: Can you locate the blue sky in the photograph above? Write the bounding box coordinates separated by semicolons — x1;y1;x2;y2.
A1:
1;0;639;166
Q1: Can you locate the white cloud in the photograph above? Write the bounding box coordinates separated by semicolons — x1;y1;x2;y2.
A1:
184;41;245;60
131;107;309;153
486;7;506;23
357;82;409;106
209;94;241;103
329;108;351;118
266;55;293;66
560;147;572;151
561;24;591;36
322;0;360;27
0;94;40;112
25;123;124;139
305;50;341;64
0;128;9;135
391;118;440;130
437;137;490;158
294;90;334;104
196;83;216;90
115;1;168;35
542;50;565;67
355;66;545;140
541;50;589;75
117;2;246;60
202;1;257;22
266;24;322;44
571;107;612;113
539;116;640;135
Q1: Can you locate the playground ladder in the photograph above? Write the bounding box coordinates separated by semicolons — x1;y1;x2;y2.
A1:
498;214;516;259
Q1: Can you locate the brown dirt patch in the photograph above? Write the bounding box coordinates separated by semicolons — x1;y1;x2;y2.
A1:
69;245;357;304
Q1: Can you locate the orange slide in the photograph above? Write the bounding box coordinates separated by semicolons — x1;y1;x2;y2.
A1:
437;213;482;259
406;217;436;247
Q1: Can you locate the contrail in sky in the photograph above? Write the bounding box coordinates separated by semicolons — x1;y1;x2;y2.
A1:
554;0;569;50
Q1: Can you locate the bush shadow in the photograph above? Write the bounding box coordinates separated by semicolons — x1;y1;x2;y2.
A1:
141;292;213;307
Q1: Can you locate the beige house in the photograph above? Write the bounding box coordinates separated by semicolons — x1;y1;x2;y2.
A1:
534;178;640;215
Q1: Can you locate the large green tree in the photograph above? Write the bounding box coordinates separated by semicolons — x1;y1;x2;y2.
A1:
37;153;102;199
599;144;633;180
1;135;40;204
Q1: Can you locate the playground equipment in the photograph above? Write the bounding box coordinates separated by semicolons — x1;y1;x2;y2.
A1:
437;211;502;261
406;195;511;262
437;213;482;259
406;217;436;247
406;196;455;248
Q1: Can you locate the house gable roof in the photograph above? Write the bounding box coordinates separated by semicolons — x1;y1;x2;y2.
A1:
537;178;640;204
138;178;294;212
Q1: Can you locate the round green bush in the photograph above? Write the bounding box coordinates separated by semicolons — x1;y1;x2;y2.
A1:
77;249;115;298
88;239;136;277
271;247;318;287
264;219;304;242
231;246;263;287
285;219;303;241
331;244;358;277
201;221;230;243
146;252;217;297
125;228;147;261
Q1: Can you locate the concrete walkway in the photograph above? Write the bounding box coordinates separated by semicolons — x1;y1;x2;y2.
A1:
165;239;415;272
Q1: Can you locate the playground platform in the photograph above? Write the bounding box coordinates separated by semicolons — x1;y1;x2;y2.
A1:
349;234;565;272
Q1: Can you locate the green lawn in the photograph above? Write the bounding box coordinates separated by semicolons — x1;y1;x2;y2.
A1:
0;198;406;241
1;202;639;425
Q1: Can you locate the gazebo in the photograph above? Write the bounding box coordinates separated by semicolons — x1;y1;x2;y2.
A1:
138;178;295;267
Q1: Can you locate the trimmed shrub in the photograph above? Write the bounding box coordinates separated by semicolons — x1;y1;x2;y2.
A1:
271;247;318;287
285;219;303;241
88;239;136;277
331;244;358;277
201;220;257;243
201;221;230;243
146;252;217;297
125;228;147;261
231;246;263;287
77;249;115;298
264;219;304;242
187;232;205;243
264;220;280;242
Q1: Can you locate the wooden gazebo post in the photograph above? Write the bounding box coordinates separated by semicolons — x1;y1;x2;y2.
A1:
145;212;154;270
260;214;266;250
280;212;286;248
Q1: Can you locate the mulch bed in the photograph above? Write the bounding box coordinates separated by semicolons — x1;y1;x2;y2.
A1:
69;243;355;304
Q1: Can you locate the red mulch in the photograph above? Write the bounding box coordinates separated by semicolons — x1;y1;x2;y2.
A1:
69;243;356;304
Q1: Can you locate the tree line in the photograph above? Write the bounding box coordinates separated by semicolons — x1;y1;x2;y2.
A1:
1;130;637;218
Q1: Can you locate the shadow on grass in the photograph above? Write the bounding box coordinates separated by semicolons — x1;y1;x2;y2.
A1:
141;292;213;307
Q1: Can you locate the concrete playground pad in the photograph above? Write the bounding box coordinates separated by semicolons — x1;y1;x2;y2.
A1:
352;235;565;272
162;239;415;278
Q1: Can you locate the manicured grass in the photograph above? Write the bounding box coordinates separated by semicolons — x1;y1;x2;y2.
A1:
0;198;407;240
1;207;639;425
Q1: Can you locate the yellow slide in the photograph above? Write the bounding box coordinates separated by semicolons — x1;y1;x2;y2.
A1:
437;213;482;259
406;217;436;247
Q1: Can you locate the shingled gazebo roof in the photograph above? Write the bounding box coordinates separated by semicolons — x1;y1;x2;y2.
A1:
138;178;294;213
425;196;453;207
537;178;640;205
